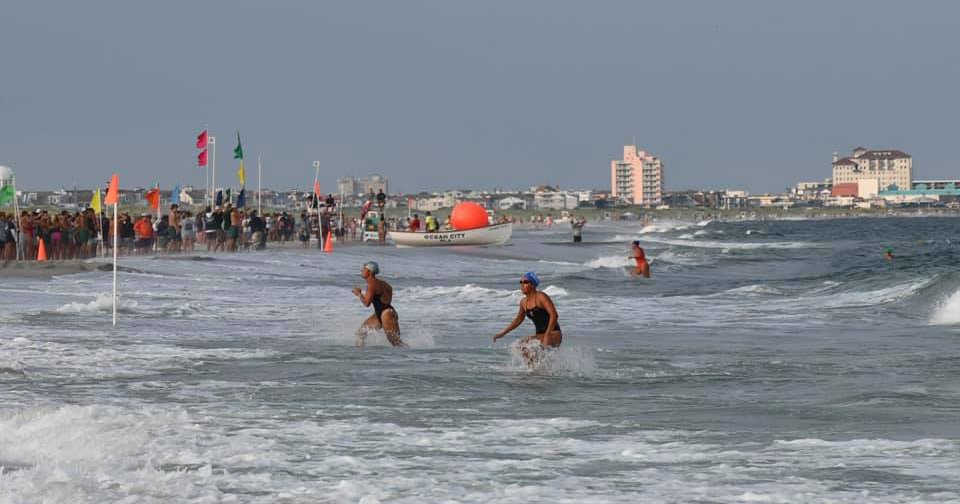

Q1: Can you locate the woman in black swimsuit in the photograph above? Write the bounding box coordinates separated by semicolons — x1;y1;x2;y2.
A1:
353;261;405;347
493;271;562;364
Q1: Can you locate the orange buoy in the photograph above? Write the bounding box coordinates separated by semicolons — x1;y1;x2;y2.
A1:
323;230;333;253
450;201;489;230
37;239;48;262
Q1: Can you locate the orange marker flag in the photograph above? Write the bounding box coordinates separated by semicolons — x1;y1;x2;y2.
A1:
105;174;120;205
145;188;160;210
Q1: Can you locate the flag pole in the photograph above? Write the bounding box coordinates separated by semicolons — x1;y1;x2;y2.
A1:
210;135;217;207
313;160;322;251
203;124;209;208
257;155;262;216
95;188;104;258
112;199;118;326
12;175;21;261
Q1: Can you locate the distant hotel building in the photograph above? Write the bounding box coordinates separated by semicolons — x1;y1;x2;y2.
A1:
611;145;664;205
832;147;912;191
337;174;389;196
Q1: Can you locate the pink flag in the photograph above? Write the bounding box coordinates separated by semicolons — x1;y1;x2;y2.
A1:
196;130;208;149
198;149;208;167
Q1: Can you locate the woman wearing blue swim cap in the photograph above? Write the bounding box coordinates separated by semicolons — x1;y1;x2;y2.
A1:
493;271;562;364
352;261;405;347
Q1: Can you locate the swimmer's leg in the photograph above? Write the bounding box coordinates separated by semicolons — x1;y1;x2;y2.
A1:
520;335;544;368
356;314;381;347
381;308;405;347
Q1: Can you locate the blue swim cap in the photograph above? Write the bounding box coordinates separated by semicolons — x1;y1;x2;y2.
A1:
363;261;380;274
523;271;540;287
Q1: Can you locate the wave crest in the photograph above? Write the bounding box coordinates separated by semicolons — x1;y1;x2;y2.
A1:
931;288;960;325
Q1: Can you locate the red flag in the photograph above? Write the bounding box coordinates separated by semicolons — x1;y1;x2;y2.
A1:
145;188;160;210
196;130;208;149
105;174;120;205
314;180;321;199
198;149;208;167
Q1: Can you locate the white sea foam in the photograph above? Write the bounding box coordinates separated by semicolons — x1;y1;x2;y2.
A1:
401;284;569;302
402;283;513;301
727;284;783;296
585;254;631;269
55;292;138;313
639;221;692;234
930;288;960;325
350;324;437;348
0;338;278;380
641;235;815;250
506;342;596;377
813;278;930;309
654;249;713;266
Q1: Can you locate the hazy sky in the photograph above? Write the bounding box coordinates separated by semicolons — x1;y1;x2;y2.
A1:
3;1;959;193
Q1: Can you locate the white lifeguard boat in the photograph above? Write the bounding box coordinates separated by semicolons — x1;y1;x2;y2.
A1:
389;223;513;248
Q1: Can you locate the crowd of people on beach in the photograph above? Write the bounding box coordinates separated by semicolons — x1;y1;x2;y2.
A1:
3;194;626;262
1;203;370;260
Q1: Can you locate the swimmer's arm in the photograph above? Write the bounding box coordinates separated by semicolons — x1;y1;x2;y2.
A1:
494;306;525;341
353;281;376;307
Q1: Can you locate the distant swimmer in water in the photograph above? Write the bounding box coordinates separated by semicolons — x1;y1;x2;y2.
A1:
493;271;562;366
884;249;895;262
352;261;405;347
631;241;650;278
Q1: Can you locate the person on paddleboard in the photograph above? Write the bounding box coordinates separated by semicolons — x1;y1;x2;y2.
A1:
631;241;650;278
353;261;405;347
493;271;562;365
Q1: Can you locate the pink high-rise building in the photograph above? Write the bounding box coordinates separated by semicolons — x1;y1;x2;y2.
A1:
611;145;664;205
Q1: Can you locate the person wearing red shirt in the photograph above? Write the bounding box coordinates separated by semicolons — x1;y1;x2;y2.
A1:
133;215;154;254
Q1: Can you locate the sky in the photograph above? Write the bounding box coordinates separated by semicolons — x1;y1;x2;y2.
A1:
2;0;960;194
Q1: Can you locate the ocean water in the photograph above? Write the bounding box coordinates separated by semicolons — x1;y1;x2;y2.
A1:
1;217;960;503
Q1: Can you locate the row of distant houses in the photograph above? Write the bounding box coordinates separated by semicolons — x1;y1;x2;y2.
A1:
9;186;624;212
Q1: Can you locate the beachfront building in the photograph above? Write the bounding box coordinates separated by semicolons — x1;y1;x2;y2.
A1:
359;174;388;196
533;188;579;210
337;177;356;196
794;179;833;201
497;196;527;210
877;179;960;206
611;145;664;206
832;147;912;191
338;175;389;197
415;193;457;211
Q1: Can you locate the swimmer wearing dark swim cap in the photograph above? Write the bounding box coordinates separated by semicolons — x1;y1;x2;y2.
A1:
493;271;562;367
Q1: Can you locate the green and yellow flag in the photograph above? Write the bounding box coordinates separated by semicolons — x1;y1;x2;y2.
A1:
90;187;102;213
0;185;14;207
234;132;246;186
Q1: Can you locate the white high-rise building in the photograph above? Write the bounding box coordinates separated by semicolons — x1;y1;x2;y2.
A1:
832;147;912;190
